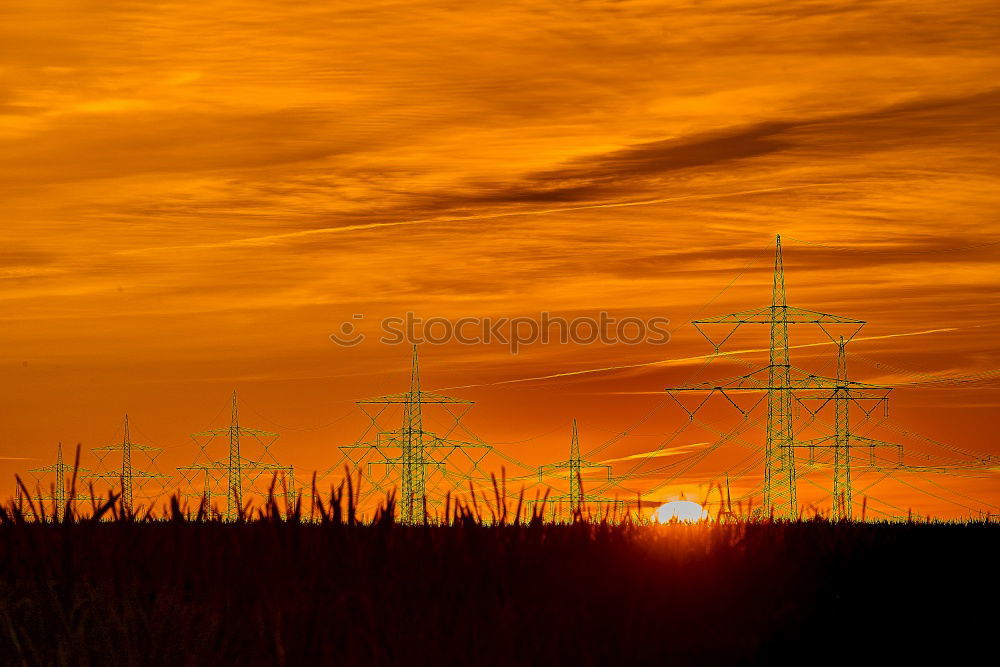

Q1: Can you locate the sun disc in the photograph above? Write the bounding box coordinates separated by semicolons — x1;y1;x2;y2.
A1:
652;500;708;523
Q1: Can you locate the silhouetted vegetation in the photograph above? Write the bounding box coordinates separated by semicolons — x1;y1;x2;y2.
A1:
0;465;995;666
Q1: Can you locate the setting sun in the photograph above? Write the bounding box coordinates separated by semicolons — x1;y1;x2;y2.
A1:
652;500;709;523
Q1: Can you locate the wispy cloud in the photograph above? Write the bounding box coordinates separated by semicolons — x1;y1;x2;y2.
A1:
435;327;961;391
598;443;708;464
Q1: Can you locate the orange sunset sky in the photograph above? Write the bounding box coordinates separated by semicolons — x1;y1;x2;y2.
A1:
2;1;999;518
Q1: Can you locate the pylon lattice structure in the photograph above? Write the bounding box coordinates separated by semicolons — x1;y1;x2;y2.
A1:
327;345;507;524
794;338;902;520
27;443;90;521
665;235;899;518
177;391;294;521
534;419;619;521
85;415;170;515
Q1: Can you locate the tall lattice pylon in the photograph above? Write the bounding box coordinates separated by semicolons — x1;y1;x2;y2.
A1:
666;235;872;518
568;420;582;513
177;391;292;521
202;468;213;519
358;345;483;524
796;338;899;520
86;415;170;516
27;443;84;521
536;420;614;521
54;443;66;517
122;415;134;512
53;443;67;520
228;391;242;520
767;236;796;517
401;346;425;524
832;338;851;520
336;345;495;525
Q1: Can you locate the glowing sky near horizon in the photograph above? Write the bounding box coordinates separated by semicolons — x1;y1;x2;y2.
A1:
1;1;998;517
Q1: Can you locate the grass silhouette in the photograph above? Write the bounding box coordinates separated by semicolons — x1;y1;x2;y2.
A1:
0;451;995;665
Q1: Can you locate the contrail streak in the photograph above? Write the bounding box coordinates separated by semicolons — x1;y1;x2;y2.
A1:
597;443;708;464
435;327;958;391
123;182;858;255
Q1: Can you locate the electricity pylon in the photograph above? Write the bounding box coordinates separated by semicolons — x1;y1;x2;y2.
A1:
201;468;211;517
536;419;613;519
362;345;439;523
796;338;902;520
833;338;852;518
177;391;293;521
337;345;493;524
767;236;795;517
401;346;425;523
86;415;170;515
568;420;583;512
53;443;66;516
123;417;133;509
666;235;882;518
227;393;242;518
27;443;90;521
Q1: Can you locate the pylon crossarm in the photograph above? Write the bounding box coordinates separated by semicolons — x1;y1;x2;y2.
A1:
667;367;892;394
692;306;866;350
347;432;485;450
844;435;903;449
84;470;170;480
694;305;864;326
91;443;161;453
424;434;484;449
357;391;472;405
239;428;279;438
28;465;92;475
27;494;101;502
239;460;293;471
794;389;890;403
190;427;278;438
794;434;899;450
666;379;767;392
789;368;892;392
691;305;773;324
177;459;229;471
369;457;443;469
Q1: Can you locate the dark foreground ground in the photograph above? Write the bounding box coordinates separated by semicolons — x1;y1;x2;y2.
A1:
0;499;996;666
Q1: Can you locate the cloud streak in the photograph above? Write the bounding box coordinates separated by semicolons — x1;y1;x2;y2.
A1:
435;328;963;391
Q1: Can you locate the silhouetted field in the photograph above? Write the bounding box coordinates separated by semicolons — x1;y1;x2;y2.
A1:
0;479;995;666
